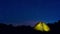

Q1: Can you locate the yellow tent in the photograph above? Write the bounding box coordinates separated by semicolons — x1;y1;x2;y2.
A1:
34;22;50;32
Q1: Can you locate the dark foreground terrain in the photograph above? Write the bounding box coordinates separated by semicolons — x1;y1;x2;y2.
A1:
0;20;60;34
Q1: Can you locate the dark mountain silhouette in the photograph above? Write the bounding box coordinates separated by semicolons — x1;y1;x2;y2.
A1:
0;20;60;34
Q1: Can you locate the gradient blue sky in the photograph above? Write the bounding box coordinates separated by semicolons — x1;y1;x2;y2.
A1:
0;0;60;26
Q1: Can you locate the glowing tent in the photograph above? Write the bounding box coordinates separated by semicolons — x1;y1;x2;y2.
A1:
34;22;50;32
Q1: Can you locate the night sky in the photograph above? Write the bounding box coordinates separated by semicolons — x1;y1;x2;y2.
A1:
0;0;60;26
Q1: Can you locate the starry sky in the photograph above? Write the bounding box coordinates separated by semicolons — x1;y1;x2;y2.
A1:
0;0;60;26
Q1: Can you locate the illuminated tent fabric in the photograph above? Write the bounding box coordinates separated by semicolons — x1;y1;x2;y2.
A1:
34;22;50;32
